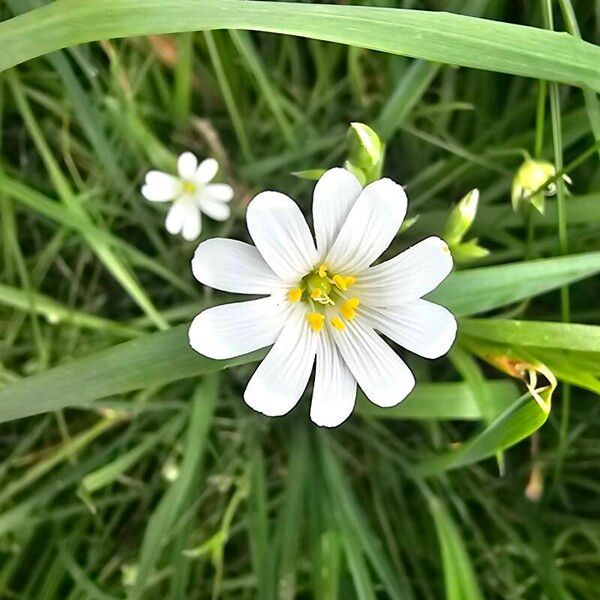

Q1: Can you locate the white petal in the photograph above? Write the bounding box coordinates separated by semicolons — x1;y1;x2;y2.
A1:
200;198;230;222
142;171;180;202
331;318;414;407
352;237;453;306
192;238;284;294
246;191;318;283
325;178;407;274
312;168;362;257
194;158;219;184
181;206;202;241
177;152;198;179
165;200;190;235
244;307;317;417
206;183;234;202
310;329;357;427
362;299;457;359
189;296;289;360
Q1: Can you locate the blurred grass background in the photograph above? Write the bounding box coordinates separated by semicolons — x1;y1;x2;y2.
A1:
1;0;600;598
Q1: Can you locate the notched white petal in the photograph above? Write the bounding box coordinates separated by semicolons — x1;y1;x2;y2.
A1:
189;296;289;360
332;318;415;408
352;236;453;306
206;183;234;202
247;191;318;283
200;198;230;222
312;167;362;258
181;206;202;241
362;299;457;359
194;158;219;184
165;200;191;236
310;328;356;427
325;178;408;274
177;152;198;179
244;307;317;417
142;171;181;202
192;238;283;294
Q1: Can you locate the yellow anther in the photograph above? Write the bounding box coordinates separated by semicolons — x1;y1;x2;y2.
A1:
330;317;346;331
332;275;347;291
310;289;322;300
288;288;302;303
307;312;325;332
332;274;356;291
318;264;328;278
340;298;360;320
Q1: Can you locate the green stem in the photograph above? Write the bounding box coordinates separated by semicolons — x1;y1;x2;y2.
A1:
542;0;571;495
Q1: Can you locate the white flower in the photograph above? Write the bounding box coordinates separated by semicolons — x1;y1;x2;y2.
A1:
189;168;456;427
141;152;234;241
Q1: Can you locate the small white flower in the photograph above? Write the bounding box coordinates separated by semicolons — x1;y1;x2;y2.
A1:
141;152;234;241
189;168;456;427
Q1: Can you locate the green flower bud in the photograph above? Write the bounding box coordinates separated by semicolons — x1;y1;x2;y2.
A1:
443;189;479;246
345;122;385;184
511;159;571;214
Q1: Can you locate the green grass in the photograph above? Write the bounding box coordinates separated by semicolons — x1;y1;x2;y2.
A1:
1;1;600;598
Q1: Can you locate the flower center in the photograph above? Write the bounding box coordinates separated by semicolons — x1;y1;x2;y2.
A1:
181;180;197;195
287;264;359;332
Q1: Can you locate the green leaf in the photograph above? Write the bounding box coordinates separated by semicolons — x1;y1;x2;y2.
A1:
429;252;600;316
356;380;519;421
0;325;264;424
412;392;549;477
425;492;484;600
131;375;218;598
2;1;600;91
373;60;440;142
460;319;600;352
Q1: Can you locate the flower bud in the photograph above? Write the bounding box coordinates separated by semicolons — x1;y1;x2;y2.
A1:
345;122;385;185
511;159;571;214
443;189;479;246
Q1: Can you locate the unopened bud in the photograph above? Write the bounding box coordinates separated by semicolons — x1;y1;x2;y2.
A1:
511;159;571;214
345;122;385;185
443;189;479;246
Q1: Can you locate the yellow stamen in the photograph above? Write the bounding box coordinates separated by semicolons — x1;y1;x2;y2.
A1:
307;312;325;332
340;298;360;320
310;289;323;300
318;264;328;278
332;274;356;291
288;288;302;303
330;317;345;331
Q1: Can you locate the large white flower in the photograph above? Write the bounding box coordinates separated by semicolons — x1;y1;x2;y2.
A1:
189;168;456;426
141;152;234;241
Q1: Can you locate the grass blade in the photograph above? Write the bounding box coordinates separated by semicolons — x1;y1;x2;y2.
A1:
413;392;550;477
424;491;484;600
0;325;264;423
430;252;600;316
1;1;600;91
131;375;219;598
460;319;600;352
